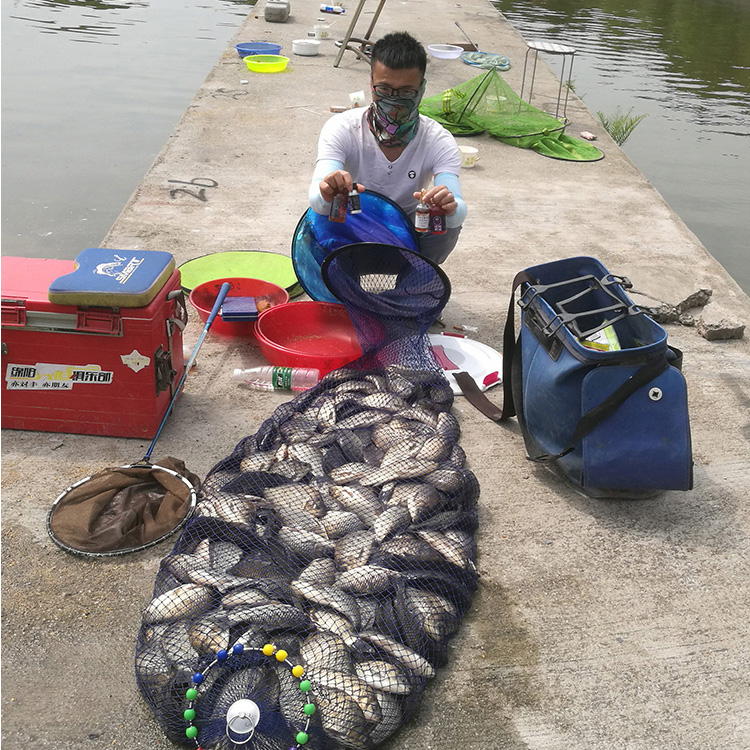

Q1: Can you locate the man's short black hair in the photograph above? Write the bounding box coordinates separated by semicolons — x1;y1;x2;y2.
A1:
370;32;427;76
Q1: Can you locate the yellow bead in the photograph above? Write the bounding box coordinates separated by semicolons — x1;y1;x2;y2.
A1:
262;644;275;656
275;649;288;662
292;665;304;678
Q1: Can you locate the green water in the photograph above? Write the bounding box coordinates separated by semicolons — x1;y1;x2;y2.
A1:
493;0;750;293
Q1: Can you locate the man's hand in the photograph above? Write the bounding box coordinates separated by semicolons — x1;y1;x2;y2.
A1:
413;185;457;216
319;170;366;203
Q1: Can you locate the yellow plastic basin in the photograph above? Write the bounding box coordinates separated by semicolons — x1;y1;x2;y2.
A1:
244;54;289;73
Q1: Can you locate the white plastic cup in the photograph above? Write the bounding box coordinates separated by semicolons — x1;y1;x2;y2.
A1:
458;145;480;168
314;24;330;38
349;90;365;108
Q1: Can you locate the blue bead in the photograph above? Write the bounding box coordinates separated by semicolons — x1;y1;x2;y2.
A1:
192;672;204;685
232;643;244;655
217;649;228;661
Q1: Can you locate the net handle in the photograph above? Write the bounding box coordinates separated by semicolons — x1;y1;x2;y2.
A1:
143;282;230;462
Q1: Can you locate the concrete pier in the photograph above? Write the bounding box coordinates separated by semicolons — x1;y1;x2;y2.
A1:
2;1;749;748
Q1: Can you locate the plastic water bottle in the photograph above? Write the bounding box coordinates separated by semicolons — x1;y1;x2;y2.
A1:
233;366;321;391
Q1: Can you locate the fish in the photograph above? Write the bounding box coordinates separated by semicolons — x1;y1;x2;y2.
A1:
368;689;403;745
277;526;335;559
320;510;367;539
372;505;411;543
305;667;382;724
328;485;382;525
328;462;372;485
210;540;244;572
188;617;230;655
226;602;311;631
423;467;464;494
291;579;361;629
335;410;391;431
357;630;435;679
416;529;474;570
286;443;326;477
308;608;359;648
401;586;460;642
297;557;337;586
299;631;352;672
385;481;444;522
358;459;440;488
336;565;399;595
220;586;273;609
239;451;276;473
436;410;461;441
276;664;311;733
379;533;446;565
354;659;411;694
311;684;370;750
141;583;214;624
185;567;248;593
264;484;327;518
334;530;376;571
135;639;174;689
361;392;410;413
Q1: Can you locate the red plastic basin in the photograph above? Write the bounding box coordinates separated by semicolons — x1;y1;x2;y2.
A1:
254;301;362;374
189;277;289;338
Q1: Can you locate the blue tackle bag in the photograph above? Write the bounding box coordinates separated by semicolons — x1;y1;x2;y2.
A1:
456;256;693;497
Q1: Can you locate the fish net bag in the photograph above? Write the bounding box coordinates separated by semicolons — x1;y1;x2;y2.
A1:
135;245;480;750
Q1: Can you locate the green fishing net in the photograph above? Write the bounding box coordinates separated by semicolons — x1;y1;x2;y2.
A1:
420;70;603;161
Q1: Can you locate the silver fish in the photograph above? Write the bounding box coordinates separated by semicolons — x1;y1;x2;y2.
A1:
423;467;464;494
330;379;376;396
311;684;370;750
188;617;230;655
185;568;248;594
400;404;439;428
297;557;337;586
361;392;410;413
135;640;173;689
357;630;435;679
287;443;326;477
142;583;214;624
239;451;275;473
328;462;372;485
220;586;273;609
299;630;352;672
335;410;391;431
355;659;411;695
379;533;445;565
309;608;359;647
336;565;399;595
161;553;205;583
321;510;367;539
226;602;310;630
358;459;440;487
277;526;335;559
402;586;459;641
305;667;382;724
209;495;259;526
445;528;477;559
436;410;461;441
368;689;403;745
269;457;311;481
372;505;411;543
160;620;199;668
291;579;361;629
334;530;376;571
416;529;473;570
355;597;379;631
210;540;244;572
364;373;388;391
279;415;320;444
446;442;467;468
329;485;382;526
193;538;211;565
386;481;444;523
264;484;327;518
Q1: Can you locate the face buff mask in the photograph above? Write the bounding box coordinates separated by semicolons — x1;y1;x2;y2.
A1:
367;80;426;148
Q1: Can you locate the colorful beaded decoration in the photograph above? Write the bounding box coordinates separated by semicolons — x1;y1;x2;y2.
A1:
183;641;316;749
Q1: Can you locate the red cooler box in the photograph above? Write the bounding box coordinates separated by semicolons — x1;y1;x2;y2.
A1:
1;249;187;438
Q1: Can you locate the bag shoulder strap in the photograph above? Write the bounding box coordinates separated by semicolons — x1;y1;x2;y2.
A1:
454;270;535;422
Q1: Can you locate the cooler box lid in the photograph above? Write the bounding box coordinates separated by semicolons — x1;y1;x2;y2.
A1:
2;257;76;315
47;249;175;308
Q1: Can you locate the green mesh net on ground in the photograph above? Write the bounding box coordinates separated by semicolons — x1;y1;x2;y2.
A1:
420;70;603;161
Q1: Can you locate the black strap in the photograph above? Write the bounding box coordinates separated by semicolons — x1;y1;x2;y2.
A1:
531;353;670;462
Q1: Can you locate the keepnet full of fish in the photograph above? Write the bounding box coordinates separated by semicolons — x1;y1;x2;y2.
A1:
135;246;480;750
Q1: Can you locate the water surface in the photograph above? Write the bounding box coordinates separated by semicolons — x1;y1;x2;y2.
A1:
2;0;252;260
493;0;750;293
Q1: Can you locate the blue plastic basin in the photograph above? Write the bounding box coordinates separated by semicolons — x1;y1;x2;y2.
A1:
235;42;282;57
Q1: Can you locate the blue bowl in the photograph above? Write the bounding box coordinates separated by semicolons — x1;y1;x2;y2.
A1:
235;42;282;57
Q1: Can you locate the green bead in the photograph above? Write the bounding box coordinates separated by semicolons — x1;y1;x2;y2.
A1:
296;731;309;745
303;703;316;716
299;679;312;692
186;688;198;701
183;708;196;721
185;725;198;739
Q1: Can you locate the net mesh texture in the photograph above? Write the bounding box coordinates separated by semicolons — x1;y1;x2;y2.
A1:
419;70;604;161
135;245;479;750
